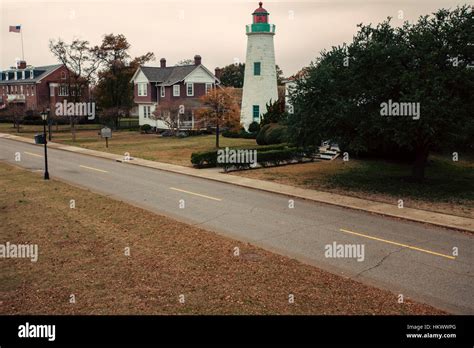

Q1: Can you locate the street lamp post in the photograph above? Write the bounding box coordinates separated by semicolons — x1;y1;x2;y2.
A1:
40;110;50;180
47;108;52;141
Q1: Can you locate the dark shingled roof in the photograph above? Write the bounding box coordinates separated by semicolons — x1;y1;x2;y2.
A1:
0;64;62;85
140;64;198;85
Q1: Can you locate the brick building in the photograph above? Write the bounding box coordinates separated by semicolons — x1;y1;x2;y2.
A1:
0;60;87;115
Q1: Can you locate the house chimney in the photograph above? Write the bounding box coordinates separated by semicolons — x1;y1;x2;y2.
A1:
194;55;202;66
160;58;166;68
17;60;27;69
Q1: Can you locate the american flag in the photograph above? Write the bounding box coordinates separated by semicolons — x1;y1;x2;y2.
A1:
9;25;21;33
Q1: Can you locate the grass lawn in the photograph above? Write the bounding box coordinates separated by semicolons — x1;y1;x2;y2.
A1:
0;123;255;167
232;155;474;218
0;162;444;315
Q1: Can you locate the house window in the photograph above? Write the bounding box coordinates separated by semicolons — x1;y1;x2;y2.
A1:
61;71;67;80
173;85;180;97
26;86;29;96
161;86;165;98
138;83;147;96
205;83;212;94
71;87;82;97
254;62;261;76
252;105;260;120
30;70;34;79
143;105;151;118
59;85;69;96
186;83;194;96
31;86;35;96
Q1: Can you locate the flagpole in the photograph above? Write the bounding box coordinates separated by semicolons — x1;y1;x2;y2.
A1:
20;25;24;60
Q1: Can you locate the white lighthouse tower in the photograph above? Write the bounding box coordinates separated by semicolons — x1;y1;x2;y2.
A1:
241;2;278;129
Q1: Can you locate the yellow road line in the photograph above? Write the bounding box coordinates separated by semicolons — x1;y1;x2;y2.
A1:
169;187;222;201
24;151;42;158
339;228;455;260
79;165;108;173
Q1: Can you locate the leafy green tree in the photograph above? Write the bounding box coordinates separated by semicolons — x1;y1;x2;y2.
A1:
260;98;287;126
219;63;245;88
218;63;284;87
289;5;473;182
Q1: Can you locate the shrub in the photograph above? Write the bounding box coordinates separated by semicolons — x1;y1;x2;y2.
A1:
191;151;218;168
248;121;260;133
257;123;288;145
256;124;271;145
222;128;257;139
264;124;288;145
140;124;152;134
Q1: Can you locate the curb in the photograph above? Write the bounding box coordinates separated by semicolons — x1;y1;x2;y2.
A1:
1;132;473;233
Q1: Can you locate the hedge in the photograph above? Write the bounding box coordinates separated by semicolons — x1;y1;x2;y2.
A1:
222;129;257;139
191;145;315;169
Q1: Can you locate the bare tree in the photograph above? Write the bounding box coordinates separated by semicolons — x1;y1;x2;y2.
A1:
49;38;102;141
151;100;184;134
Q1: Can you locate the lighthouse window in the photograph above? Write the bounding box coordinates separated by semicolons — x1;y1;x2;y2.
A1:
252;105;260;120
254;62;261;76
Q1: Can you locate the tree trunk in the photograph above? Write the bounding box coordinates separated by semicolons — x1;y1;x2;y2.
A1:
411;147;429;182
70;117;76;142
215;121;220;148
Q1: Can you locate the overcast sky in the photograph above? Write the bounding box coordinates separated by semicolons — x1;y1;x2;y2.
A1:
0;0;468;76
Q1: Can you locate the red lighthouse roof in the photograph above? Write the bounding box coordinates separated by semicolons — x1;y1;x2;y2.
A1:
252;2;269;24
253;2;268;14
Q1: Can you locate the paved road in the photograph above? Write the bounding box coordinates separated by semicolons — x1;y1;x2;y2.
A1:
1;138;473;314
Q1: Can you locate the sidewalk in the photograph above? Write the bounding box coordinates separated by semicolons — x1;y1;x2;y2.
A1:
2;132;473;233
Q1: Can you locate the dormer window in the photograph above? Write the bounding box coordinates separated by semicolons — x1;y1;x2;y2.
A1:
5;73;8;81
30;70;34;79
